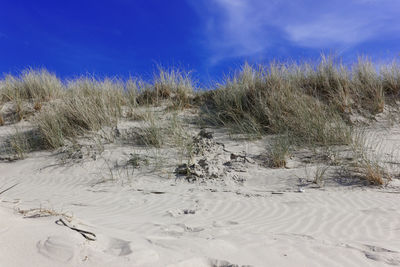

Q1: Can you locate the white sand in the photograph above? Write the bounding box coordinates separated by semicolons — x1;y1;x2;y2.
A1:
1;117;400;266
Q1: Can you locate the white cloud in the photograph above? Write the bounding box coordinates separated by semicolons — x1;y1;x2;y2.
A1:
188;0;400;63
284;15;378;47
189;0;276;63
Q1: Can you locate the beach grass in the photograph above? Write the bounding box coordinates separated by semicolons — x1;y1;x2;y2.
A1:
0;56;399;186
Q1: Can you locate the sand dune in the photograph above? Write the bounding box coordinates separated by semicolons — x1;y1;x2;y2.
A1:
1;118;400;266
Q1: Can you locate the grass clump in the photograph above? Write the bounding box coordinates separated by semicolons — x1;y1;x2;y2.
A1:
313;165;329;186
125;78;145;108
360;161;388;185
205;62;352;146
1;127;46;160
137;112;163;148
168;113;194;164
0;68;63;103
137;67;195;109
381;61;400;98
268;135;291;168
293;56;353;113
35;78;124;149
348;131;391;185
8;128;30;159
351;58;385;113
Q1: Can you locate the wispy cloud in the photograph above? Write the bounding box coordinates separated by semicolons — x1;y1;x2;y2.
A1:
285;15;378;47
188;0;400;64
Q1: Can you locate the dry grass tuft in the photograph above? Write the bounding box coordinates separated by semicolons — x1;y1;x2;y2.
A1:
1;127;47;159
35;77;124;149
349;130;392;186
17;207;72;219
136;67;195;108
204;61;352;146
33;101;42;111
137;112;163;148
0;68;63;103
361;162;387;185
352;57;385;113
268;135;291;168
381;61;400;97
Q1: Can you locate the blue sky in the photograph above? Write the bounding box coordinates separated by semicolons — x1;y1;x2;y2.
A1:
0;0;399;84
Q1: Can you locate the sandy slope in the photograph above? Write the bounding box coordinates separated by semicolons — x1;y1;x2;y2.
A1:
1;119;400;266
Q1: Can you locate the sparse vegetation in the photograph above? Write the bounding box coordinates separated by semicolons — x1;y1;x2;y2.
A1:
0;56;399;186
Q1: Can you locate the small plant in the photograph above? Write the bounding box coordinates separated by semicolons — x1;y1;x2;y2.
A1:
138;125;163;148
137;112;163;148
33;101;42;111
9;127;29;159
127;153;149;168
360;160;387;185
14;99;25;122
349;130;391;185
168;113;194;164
268;135;291;168
313;165;329;186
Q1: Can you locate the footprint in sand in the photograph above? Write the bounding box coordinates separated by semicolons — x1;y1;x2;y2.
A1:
167;257;253;267
213;220;239;227
36;235;75;263
161;223;205;237
104;237;159;265
346;244;400;265
104;238;132;256
362;244;400;265
210;258;253;267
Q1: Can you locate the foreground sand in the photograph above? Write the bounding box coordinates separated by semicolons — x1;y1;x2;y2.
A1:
1;118;400;266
